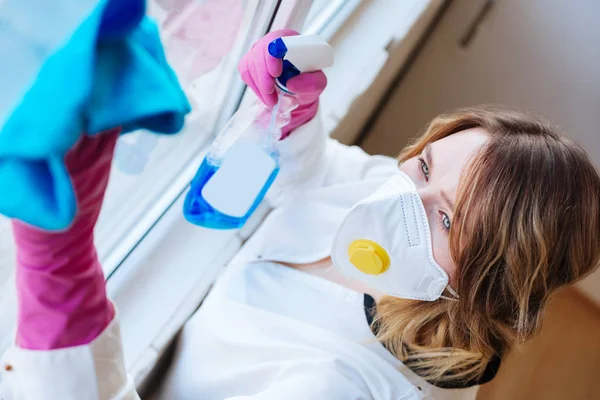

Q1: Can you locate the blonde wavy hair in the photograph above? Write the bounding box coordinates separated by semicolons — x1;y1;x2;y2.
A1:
373;106;600;386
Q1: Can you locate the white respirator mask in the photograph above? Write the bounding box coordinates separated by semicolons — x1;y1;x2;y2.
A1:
331;171;459;301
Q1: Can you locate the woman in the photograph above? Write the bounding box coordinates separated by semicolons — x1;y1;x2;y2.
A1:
2;30;600;400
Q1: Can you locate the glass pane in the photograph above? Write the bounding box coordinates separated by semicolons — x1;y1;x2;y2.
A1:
304;0;330;27
94;0;279;272
0;0;256;285
0;0;277;285
95;0;261;271
302;0;360;38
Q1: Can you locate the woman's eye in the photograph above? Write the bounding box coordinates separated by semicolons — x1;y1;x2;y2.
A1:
441;212;451;231
418;157;430;181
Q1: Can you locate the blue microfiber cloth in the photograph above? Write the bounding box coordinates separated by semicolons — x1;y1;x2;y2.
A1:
0;0;191;230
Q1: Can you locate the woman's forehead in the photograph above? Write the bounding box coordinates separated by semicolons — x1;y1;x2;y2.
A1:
430;128;489;171
429;128;490;195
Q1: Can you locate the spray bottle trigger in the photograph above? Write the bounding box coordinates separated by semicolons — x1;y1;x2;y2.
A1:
268;38;300;91
268;38;288;59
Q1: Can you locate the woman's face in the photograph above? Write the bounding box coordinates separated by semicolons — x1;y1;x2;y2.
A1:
400;128;489;287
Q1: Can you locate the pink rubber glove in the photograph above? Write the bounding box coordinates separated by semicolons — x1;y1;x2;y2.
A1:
238;29;327;139
13;129;119;350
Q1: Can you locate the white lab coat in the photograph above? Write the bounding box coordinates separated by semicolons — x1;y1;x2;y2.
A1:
0;112;478;400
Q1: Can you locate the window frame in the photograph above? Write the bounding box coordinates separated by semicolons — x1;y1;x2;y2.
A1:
100;0;360;278
101;0;288;278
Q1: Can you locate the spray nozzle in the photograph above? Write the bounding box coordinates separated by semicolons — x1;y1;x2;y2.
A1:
268;34;334;93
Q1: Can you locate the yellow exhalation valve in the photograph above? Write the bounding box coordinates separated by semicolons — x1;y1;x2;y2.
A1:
347;239;390;275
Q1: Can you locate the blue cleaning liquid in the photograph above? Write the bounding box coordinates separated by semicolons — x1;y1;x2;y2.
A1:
183;156;280;229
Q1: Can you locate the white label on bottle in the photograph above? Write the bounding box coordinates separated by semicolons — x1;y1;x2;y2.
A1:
202;141;276;218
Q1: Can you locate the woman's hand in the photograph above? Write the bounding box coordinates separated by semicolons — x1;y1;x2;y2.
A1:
13;130;119;350
238;29;328;139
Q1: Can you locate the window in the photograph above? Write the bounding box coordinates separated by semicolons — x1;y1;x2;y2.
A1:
96;0;284;275
0;0;363;288
0;0;283;323
305;0;331;24
96;0;361;276
303;0;362;38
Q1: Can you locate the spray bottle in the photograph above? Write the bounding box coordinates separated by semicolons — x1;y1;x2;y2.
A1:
183;34;334;229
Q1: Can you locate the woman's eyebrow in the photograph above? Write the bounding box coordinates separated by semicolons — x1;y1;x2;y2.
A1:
426;143;455;211
424;143;433;173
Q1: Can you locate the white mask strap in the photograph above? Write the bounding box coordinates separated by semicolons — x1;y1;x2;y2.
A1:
440;295;459;302
440;285;460;301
